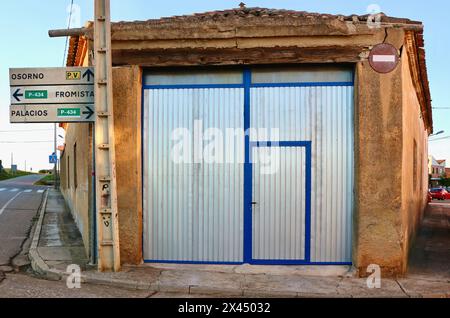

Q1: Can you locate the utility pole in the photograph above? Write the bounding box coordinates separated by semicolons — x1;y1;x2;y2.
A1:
54;123;57;189
94;0;120;271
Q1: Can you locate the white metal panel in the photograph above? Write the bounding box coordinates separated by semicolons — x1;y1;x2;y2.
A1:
252;147;306;260
144;70;242;85
143;88;244;262
250;86;353;262
251;66;353;84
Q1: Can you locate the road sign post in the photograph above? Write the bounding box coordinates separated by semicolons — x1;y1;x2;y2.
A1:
13;0;120;272
94;0;121;272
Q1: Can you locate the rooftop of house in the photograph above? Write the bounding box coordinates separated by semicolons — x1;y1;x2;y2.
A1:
63;6;432;133
113;6;422;27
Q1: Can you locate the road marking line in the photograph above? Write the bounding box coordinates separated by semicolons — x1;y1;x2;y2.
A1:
37;190;44;193
24;189;32;193
0;191;23;216
0;188;6;192
10;188;19;192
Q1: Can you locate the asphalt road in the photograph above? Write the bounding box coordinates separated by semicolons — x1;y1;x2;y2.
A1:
0;174;47;266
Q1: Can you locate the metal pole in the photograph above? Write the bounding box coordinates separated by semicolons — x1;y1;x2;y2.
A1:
54;123;57;189
94;0;120;271
48;27;88;38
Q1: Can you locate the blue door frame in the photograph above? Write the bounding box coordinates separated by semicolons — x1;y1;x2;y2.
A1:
142;68;353;265
245;141;312;265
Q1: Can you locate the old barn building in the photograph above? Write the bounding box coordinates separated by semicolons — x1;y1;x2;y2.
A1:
59;7;432;276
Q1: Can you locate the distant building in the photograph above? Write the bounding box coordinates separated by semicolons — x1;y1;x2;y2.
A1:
429;156;446;186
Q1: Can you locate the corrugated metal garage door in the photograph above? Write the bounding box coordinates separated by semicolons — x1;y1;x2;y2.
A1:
250;82;354;263
143;67;354;264
143;86;245;262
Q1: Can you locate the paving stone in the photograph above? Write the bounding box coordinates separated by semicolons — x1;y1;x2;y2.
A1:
336;278;407;298
242;273;341;295
234;264;351;277
157;270;242;293
397;278;450;298
0;266;14;273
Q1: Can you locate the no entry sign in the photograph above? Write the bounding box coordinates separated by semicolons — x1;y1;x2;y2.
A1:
368;43;399;74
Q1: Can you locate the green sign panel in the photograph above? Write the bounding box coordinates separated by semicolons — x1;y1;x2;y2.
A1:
25;90;47;99
57;108;81;117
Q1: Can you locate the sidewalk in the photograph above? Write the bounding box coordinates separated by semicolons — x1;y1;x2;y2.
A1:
29;189;450;298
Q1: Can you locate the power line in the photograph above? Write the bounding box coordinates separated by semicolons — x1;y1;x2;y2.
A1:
62;0;75;66
429;136;450;141
432;107;450;109
0;141;54;143
0;129;54;133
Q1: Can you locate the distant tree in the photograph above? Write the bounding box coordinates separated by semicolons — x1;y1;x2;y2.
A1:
440;177;450;187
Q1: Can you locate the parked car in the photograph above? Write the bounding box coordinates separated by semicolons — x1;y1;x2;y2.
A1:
429;188;450;200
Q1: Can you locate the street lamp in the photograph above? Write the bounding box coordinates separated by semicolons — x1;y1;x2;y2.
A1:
430;130;444;137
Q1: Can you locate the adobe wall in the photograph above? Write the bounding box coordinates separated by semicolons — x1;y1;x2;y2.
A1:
354;28;429;277
400;47;429;271
354;29;406;277
60;123;93;257
112;66;143;264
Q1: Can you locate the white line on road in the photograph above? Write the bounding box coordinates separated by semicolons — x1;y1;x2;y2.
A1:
37;190;44;193
0;191;23;216
0;188;6;192
10;188;19;192
23;189;32;193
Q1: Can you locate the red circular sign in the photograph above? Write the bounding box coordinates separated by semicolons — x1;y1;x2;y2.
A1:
368;43;399;74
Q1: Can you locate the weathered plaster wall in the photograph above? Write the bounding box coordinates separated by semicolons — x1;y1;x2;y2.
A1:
112;66;143;265
60;123;93;257
400;49;429;270
354;29;407;277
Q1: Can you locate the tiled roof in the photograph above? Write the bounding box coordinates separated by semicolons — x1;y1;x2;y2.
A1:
113;6;422;26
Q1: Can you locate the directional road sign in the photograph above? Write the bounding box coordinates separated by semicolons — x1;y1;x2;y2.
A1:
10;104;95;123
10;67;94;86
9;67;95;123
10;85;94;105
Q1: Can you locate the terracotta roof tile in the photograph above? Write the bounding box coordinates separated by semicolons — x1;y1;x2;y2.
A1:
112;7;422;27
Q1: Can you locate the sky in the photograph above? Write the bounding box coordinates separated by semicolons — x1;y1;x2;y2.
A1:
0;0;448;171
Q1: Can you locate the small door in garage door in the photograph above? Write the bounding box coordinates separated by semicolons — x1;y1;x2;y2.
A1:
251;143;311;263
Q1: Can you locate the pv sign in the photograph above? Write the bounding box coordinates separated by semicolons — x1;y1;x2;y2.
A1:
9;67;95;123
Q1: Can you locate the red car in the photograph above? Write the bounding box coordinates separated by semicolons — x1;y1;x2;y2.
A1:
429;188;450;200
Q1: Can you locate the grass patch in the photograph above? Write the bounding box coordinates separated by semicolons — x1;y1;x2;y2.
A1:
34;174;55;186
0;169;35;181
